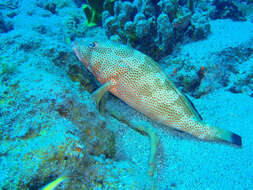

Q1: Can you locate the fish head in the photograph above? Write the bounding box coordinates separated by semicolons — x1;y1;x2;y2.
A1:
72;40;116;73
72;40;133;85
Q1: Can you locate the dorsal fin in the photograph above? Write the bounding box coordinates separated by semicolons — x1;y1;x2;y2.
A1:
143;55;203;122
164;78;203;122
182;94;203;121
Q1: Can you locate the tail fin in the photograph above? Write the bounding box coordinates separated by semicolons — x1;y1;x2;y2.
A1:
214;127;242;147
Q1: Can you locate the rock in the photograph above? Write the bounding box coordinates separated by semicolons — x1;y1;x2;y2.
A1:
163;19;253;97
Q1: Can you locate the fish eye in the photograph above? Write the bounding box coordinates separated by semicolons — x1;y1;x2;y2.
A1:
88;42;97;48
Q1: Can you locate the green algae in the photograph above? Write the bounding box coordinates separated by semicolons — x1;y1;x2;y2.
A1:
82;0;116;27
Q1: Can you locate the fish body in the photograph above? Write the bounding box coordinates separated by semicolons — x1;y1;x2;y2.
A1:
72;41;241;146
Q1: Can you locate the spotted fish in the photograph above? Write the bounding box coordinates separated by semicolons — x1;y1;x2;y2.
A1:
72;40;242;147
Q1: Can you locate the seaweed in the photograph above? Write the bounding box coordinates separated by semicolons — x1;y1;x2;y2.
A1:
82;0;116;27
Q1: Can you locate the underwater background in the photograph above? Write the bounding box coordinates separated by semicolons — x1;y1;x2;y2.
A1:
0;0;253;189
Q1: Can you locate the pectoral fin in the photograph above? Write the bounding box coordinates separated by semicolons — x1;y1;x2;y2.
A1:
91;81;112;109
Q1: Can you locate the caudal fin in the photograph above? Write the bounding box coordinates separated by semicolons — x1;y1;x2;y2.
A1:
230;133;242;147
215;127;242;147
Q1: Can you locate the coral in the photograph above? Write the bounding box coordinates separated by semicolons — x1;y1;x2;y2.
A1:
211;0;246;21
63;11;88;40
228;56;253;96
157;13;174;54
190;12;211;40
172;7;191;31
36;0;74;14
158;0;178;21
102;0;212;60
234;1;253;21
0;0;19;10
0;12;13;33
0;57;17;76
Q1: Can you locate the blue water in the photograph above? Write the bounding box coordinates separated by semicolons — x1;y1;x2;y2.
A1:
0;0;253;189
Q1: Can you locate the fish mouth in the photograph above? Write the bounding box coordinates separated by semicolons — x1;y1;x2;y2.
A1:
71;42;82;62
71;41;92;72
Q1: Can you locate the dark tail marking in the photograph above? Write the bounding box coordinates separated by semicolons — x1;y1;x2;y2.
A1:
231;133;242;147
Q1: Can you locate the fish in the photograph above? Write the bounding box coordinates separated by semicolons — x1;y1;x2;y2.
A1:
72;40;242;147
41;176;68;190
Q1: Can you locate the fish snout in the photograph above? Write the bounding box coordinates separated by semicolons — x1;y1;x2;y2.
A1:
72;42;82;62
